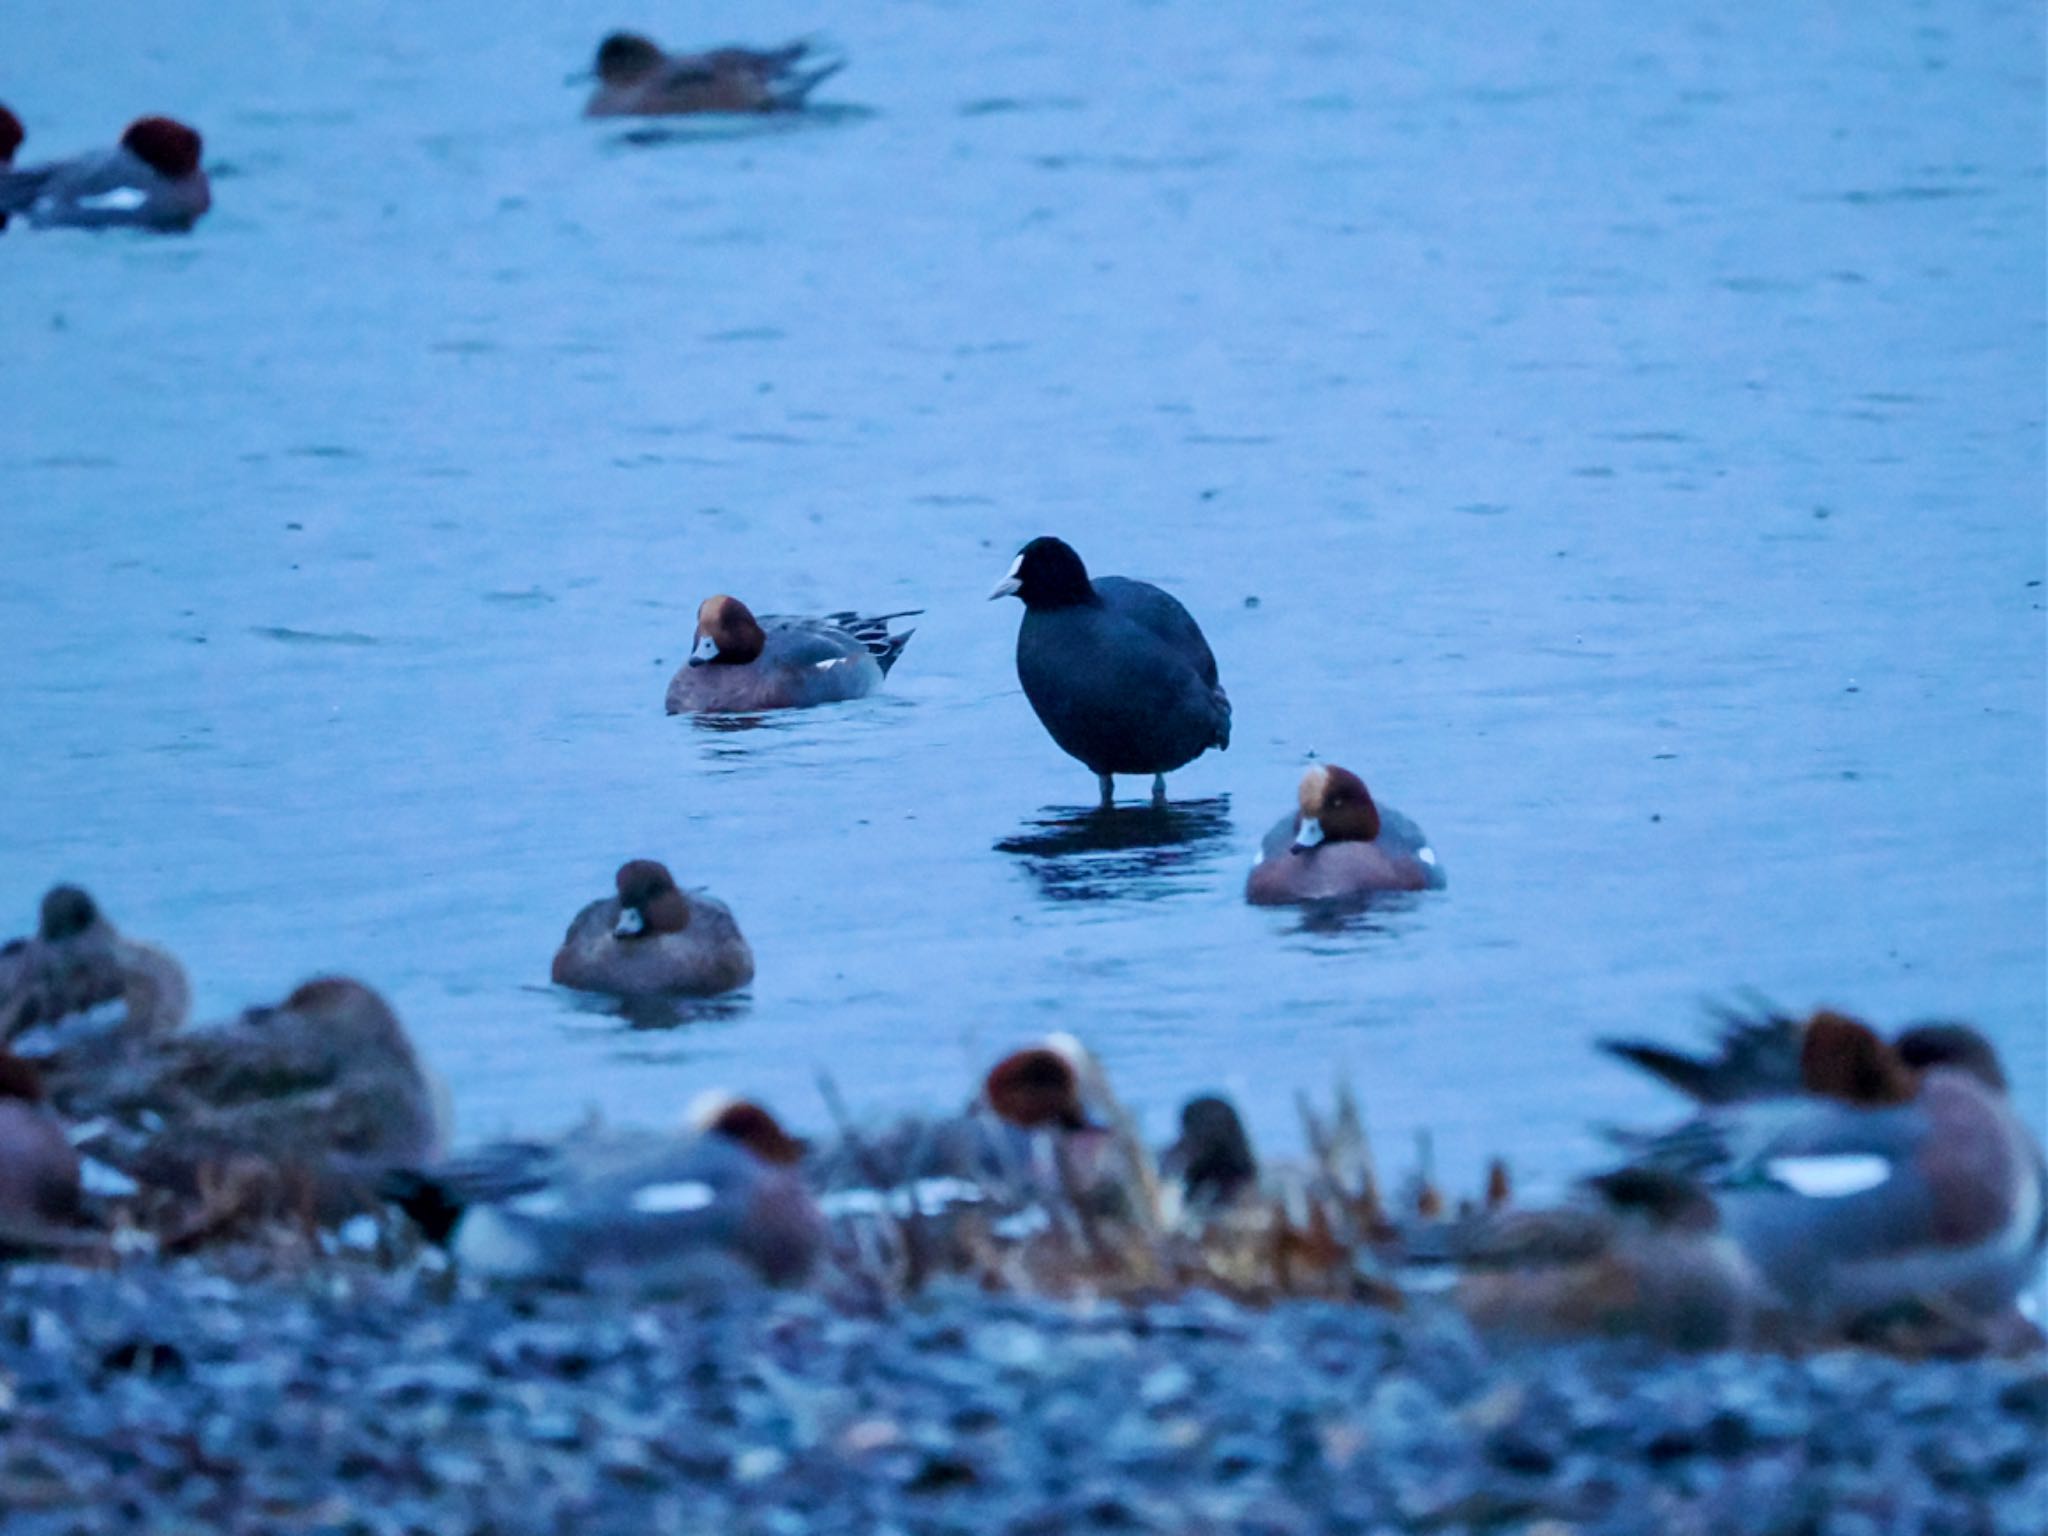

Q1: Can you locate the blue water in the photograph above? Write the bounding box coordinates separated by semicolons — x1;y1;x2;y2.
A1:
3;1;2042;1197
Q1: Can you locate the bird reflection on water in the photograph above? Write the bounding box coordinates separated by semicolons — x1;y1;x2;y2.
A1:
995;796;1232;903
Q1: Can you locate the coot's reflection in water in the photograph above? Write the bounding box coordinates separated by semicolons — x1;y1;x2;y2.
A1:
996;796;1232;903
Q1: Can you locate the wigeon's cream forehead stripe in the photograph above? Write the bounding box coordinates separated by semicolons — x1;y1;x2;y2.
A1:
631;1180;716;1214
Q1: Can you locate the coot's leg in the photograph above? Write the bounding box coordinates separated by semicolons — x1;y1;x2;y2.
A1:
1151;774;1167;803
1097;773;1115;808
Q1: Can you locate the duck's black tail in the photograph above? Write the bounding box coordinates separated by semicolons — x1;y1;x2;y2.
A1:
826;609;922;676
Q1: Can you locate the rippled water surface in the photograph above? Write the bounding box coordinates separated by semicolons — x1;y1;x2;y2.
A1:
4;1;2042;1188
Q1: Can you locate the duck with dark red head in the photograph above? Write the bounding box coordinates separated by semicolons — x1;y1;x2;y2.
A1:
1606;1008;2047;1344
1245;763;1444;904
0;114;210;231
665;595;920;714
552;858;754;999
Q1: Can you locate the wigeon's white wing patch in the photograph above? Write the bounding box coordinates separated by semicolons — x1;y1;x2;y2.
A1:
630;1179;716;1214
993;1207;1052;1240
1765;1153;1893;1198
1418;847;1438;866
79;1156;138;1198
77;186;149;212
812;658;849;670
507;1189;569;1218
818;1177;986;1219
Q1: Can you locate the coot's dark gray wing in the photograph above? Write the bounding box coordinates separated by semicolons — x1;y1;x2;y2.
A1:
1094;577;1219;688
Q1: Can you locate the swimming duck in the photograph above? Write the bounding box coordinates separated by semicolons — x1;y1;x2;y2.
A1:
1612;1010;2046;1339
382;1096;823;1292
582;32;845;117
69;976;444;1221
0;116;209;232
665;596;919;714
551;859;753;998
1;883;190;1045
1244;764;1442;903
990;537;1230;806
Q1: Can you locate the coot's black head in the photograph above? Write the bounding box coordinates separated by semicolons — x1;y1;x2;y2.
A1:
989;536;1095;610
38;885;101;942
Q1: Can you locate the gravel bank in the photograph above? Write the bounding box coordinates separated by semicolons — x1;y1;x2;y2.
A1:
1;1262;2043;1535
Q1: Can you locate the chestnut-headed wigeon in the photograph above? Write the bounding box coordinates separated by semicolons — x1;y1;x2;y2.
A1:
1612;1010;2046;1338
809;1034;1129;1222
0;1050;84;1237
582;32;845;117
0;104;22;230
1244;764;1443;904
665;596;919;714
551;859;753;998
991;537;1230;806
1447;1167;1765;1350
0;116;209;232
382;1096;823;1291
1160;1094;1260;1209
73;976;444;1221
1;883;190;1045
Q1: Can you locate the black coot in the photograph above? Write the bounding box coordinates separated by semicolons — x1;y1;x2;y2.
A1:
991;536;1230;805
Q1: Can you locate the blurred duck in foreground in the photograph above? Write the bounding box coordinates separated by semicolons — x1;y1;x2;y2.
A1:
582;32;845;117
1245;764;1443;903
381;1095;823;1292
0;1050;92;1254
2;884;190;1048
552;859;753;998
0;116;209;231
812;1034;1127;1220
1605;1008;2046;1350
666;596;919;713
62;977;445;1226
1442;1167;1765;1350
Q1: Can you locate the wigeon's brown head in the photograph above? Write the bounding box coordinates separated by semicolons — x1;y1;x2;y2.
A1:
1799;1010;1916;1106
699;1096;809;1166
1292;764;1381;852
121;117;203;180
595;31;666;86
1893;1021;2008;1094
613;859;691;938
38;885;102;942
689;595;767;668
0;1051;46;1103
989;536;1095;610
0;105;23;162
984;1040;1092;1132
1588;1166;1719;1232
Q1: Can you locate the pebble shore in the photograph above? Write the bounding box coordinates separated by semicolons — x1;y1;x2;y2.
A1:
2;1262;2043;1535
